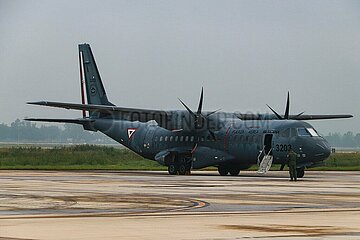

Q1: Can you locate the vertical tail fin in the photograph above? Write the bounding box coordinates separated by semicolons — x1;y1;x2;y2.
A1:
78;43;114;118
78;44;113;106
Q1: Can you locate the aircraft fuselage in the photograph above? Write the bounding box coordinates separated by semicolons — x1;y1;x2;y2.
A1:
93;118;331;171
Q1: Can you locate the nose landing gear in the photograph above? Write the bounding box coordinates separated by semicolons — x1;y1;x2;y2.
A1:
296;167;305;178
218;165;240;176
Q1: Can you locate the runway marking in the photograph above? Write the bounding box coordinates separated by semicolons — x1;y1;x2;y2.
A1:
0;238;36;240
0;207;359;220
221;224;360;238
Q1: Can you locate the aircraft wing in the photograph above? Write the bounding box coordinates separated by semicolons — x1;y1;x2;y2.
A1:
289;114;353;120
236;113;353;120
27;101;169;125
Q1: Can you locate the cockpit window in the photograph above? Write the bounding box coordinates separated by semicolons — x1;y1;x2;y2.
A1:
297;128;319;137
307;128;319;137
297;128;311;136
290;128;297;137
280;128;290;138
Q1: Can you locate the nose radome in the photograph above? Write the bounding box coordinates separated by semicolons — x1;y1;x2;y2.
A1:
323;144;331;158
316;141;331;159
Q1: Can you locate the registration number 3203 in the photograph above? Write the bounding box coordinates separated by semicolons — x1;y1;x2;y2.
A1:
275;144;292;152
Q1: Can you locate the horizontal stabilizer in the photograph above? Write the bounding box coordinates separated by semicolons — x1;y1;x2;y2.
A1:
24;118;95;125
27;101;169;128
25;118;97;131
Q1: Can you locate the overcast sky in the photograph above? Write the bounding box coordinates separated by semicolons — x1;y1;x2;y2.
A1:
0;0;359;134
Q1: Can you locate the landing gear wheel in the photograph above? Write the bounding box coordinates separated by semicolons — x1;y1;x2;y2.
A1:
218;166;229;176
229;168;240;176
297;167;305;178
178;163;187;175
185;164;192;175
168;163;178;175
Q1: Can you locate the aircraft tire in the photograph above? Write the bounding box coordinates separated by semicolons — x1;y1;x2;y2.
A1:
178;163;187;175
168;163;178;175
297;167;305;178
229;168;240;176
218;166;229;176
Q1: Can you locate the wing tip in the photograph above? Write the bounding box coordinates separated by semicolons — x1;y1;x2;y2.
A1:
27;101;48;106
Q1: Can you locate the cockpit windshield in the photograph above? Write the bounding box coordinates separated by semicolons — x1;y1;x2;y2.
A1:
297;127;319;137
307;128;319;137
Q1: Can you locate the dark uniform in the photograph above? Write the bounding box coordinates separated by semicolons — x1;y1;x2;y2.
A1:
287;149;297;181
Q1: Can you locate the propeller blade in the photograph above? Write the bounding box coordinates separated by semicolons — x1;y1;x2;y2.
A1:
206;108;221;117
191;143;198;154
294;111;305;119
209;130;217;141
178;98;196;118
197;87;204;115
266;104;283;120
284;91;290;119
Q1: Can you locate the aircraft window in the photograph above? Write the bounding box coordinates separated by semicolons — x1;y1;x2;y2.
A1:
180;136;184;142
185;136;189;142
169;136;173;142
190;136;194;142
280;128;290;138
159;136;163;142
290;128;297;137
307;128;319;137
175;136;179;142
165;136;168;141
297;128;311;137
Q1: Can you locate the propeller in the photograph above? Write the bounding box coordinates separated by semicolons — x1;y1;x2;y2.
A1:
266;92;304;120
178;88;220;139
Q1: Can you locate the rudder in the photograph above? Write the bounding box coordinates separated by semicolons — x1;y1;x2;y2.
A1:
78;44;113;107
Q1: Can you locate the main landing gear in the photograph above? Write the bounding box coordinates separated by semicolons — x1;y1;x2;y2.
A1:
296;167;305;178
167;155;192;175
218;165;241;176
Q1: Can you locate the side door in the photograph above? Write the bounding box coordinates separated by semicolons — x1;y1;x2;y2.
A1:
263;134;273;155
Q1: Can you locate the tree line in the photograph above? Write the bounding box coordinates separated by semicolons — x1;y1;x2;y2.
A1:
325;132;360;148
0;119;359;147
0;119;114;144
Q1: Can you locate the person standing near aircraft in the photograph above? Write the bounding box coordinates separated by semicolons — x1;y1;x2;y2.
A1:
287;149;298;181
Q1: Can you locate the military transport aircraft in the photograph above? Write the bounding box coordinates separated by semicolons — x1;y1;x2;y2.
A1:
26;44;352;178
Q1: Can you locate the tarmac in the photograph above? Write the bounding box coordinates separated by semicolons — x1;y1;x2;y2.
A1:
0;170;359;239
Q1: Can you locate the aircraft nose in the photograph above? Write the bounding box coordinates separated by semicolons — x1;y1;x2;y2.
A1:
316;140;331;159
323;144;331;158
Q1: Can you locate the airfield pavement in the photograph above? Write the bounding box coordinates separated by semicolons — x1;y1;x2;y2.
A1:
0;171;359;240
